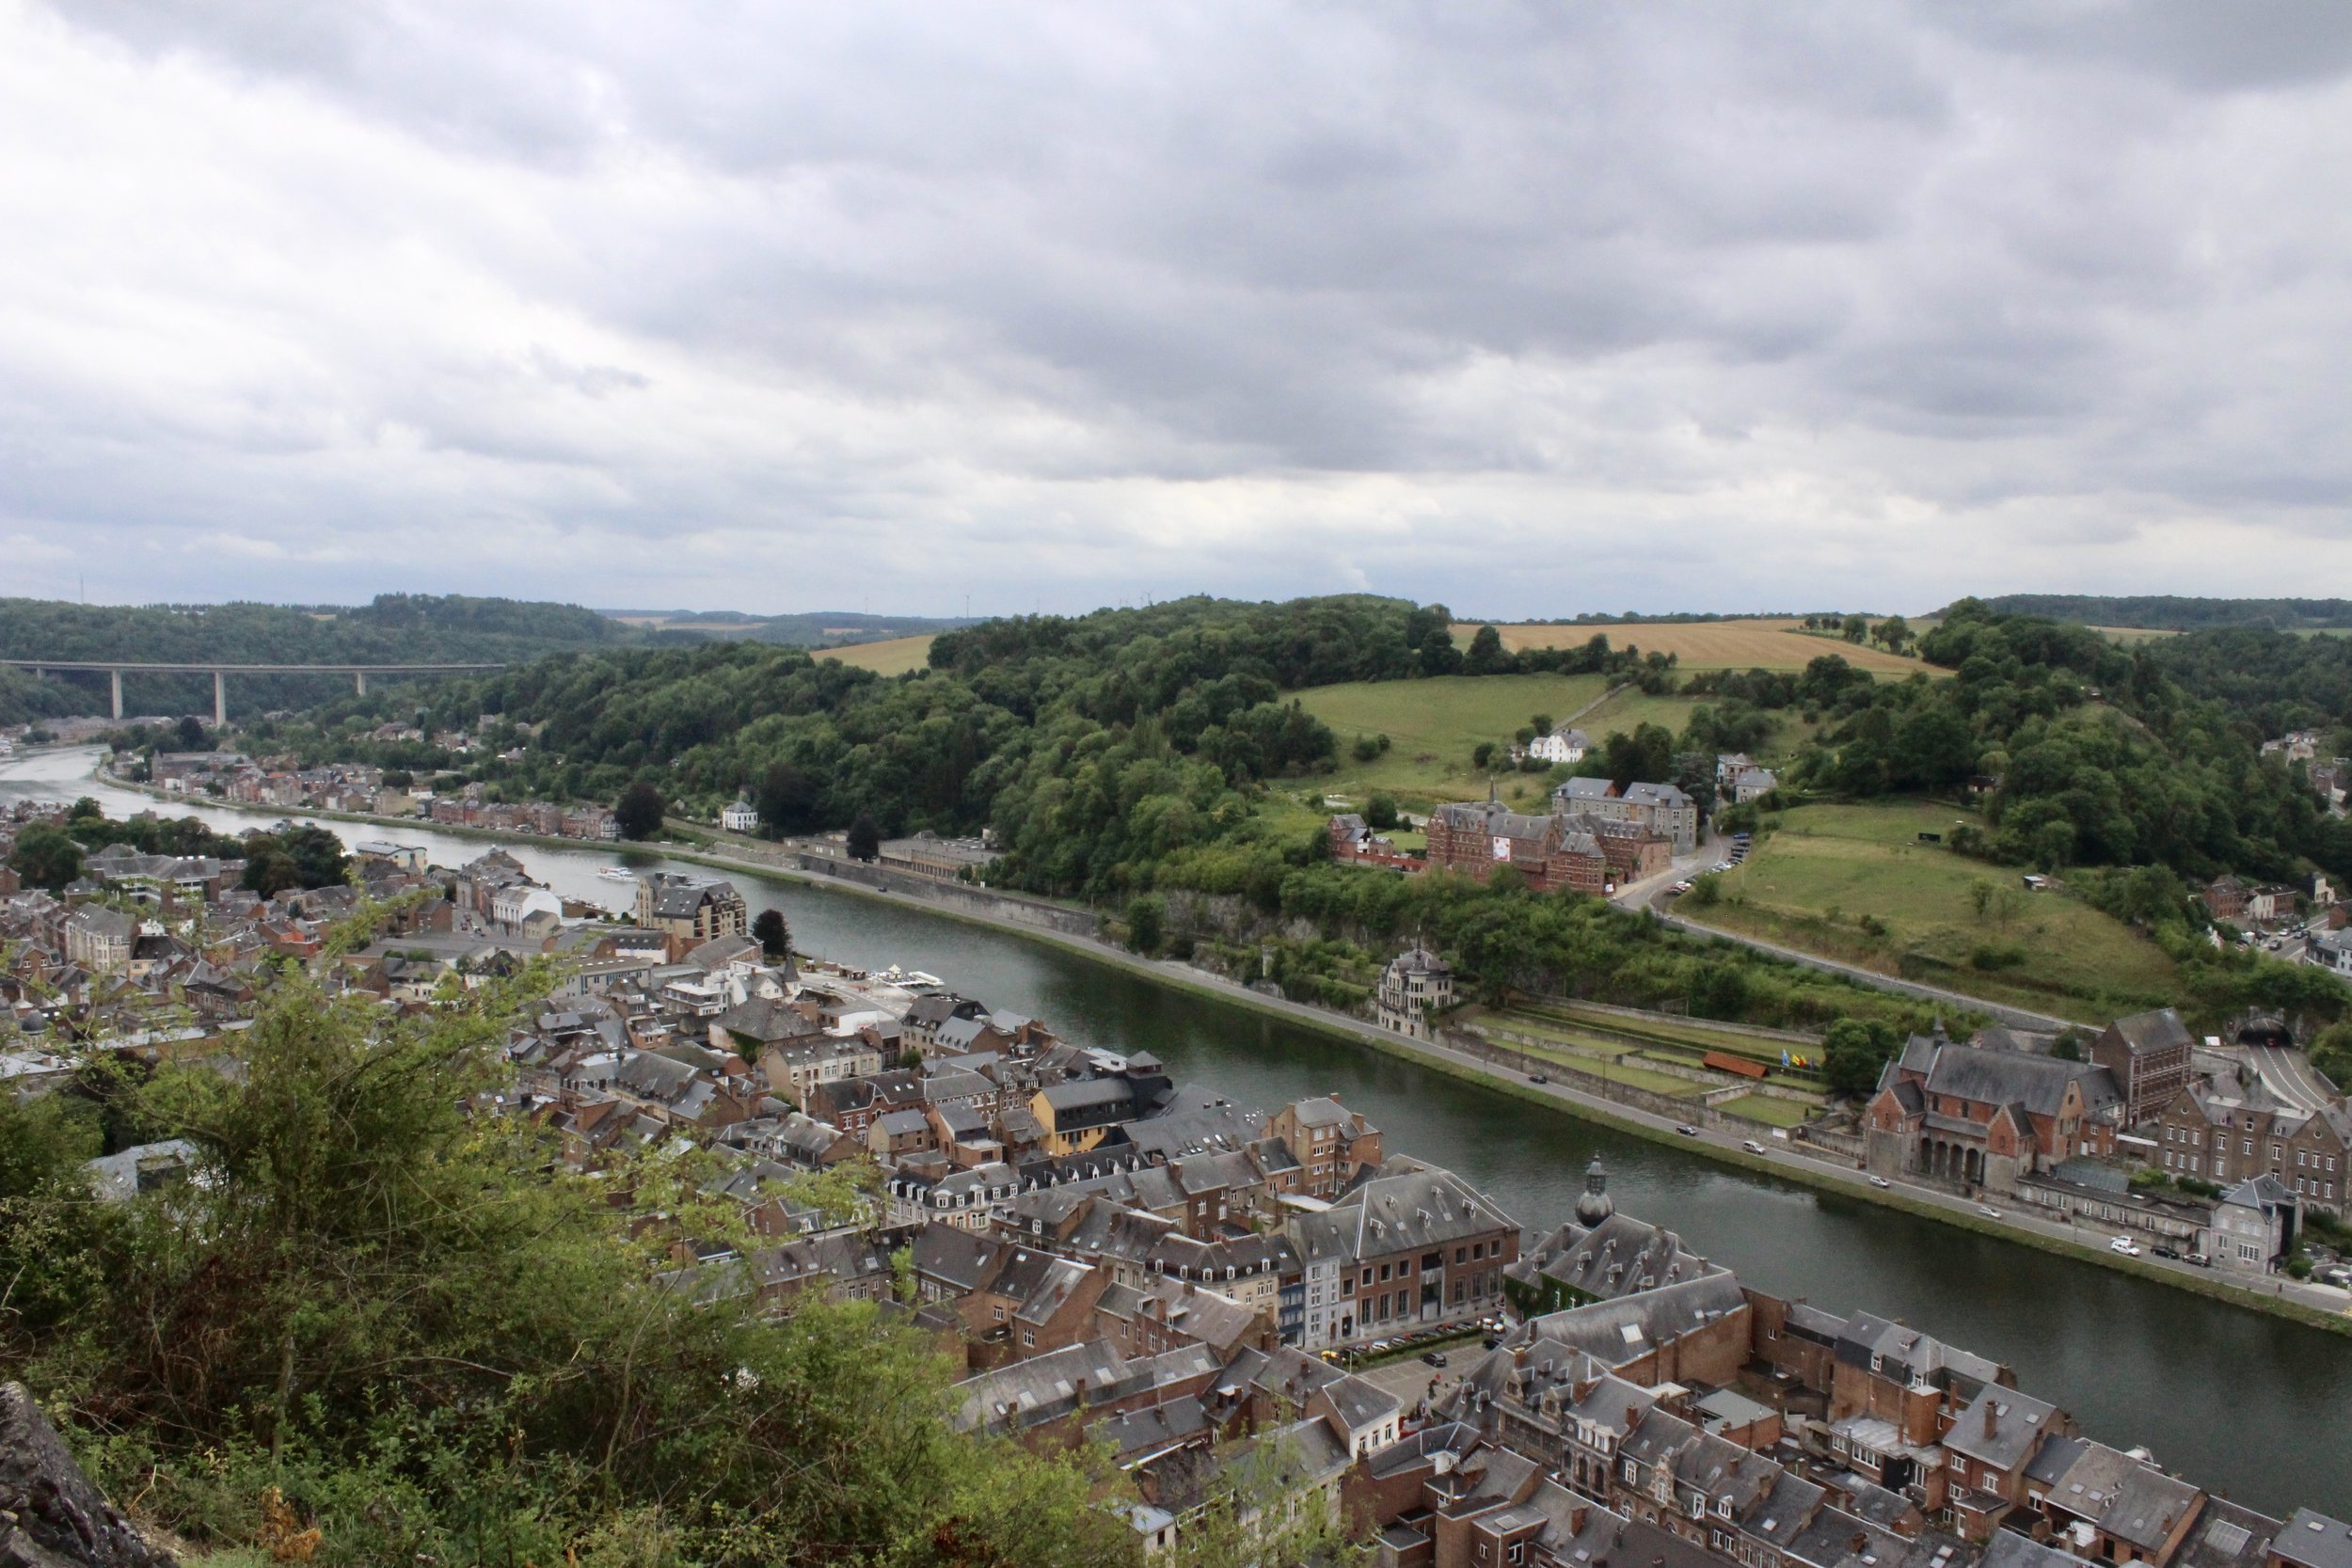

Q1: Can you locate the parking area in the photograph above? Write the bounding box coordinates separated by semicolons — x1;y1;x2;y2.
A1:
1356;1350;1470;1414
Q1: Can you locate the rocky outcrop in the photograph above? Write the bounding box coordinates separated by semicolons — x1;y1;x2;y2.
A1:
0;1384;175;1568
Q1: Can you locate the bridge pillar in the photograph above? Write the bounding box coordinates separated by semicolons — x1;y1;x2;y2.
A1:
215;670;227;727
110;668;122;721
356;671;367;696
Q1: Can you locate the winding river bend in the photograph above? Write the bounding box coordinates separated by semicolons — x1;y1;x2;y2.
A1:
6;747;2346;1514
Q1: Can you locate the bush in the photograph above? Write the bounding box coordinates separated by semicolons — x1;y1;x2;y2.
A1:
1365;793;1400;831
1968;943;2026;971
1126;895;1167;956
1686;873;1722;908
1351;733;1381;763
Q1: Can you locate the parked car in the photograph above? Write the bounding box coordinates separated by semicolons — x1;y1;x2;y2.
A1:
2109;1236;2144;1257
1869;1176;1892;1189
1421;1351;1449;1368
1741;1140;1766;1154
2153;1245;2183;1260
1675;1124;1700;1136
1528;1072;1549;1085
1978;1204;2002;1219
1482;1334;1502;1350
2322;1266;2352;1288
2186;1253;2213;1268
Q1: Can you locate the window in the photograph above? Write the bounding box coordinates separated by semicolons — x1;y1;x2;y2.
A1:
1455;1246;1468;1265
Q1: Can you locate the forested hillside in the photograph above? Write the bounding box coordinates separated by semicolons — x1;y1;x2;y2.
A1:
0;594;637;723
1785;600;2352;884
1981;594;2352;630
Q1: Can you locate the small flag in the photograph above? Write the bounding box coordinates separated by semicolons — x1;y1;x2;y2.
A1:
1781;1050;1790;1067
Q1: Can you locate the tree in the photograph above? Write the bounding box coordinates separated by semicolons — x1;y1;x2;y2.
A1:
7;820;84;892
614;780;665;840
1669;751;1718;819
755;762;820;836
751;908;791;960
1600;722;1676;790
1841;614;1868;643
1365;793;1400;832
1464;625;1510;675
1126;894;1167;956
847;813;881;862
174;714;208;750
1823;1018;1900;1096
1874;615;1913;654
1471;741;1497;770
1530;713;1553;736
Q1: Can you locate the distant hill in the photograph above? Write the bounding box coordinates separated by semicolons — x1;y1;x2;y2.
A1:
595;609;973;646
0;594;639;724
1979;594;2352;631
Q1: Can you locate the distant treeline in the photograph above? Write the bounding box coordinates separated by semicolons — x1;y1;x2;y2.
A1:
1980;594;2352;631
599;609;975;647
0;594;639;724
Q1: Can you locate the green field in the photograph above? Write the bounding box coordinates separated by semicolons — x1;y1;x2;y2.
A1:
1295;673;1613;808
1475;1006;1831;1115
1692;801;2180;1022
1717;1094;1814;1127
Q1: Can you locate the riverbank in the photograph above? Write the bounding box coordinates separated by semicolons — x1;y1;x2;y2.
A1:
87;766;2352;1336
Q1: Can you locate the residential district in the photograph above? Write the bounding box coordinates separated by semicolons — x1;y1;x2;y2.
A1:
5;797;2352;1564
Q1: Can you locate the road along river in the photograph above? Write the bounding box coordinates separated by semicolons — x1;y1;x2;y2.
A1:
4;747;2345;1514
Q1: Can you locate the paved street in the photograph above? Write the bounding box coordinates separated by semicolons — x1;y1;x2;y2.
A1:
2249;1042;2338;1114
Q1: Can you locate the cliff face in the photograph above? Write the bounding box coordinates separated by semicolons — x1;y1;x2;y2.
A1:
0;1383;175;1568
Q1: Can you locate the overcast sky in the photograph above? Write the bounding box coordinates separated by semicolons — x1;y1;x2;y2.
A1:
3;1;2349;619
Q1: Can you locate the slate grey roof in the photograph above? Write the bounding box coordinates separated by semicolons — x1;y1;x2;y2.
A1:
1287;1160;1518;1265
2275;1513;2352;1568
2109;1007;2195;1055
1979;1532;2101;1568
1917;1043;2122;1120
1942;1386;2059;1473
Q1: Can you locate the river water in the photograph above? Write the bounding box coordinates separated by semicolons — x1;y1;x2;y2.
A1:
5;748;2344;1514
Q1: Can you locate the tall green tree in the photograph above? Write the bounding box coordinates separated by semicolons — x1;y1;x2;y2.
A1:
7;820;85;891
614;780;665;840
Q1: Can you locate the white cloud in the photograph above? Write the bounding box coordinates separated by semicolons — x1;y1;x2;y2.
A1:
0;0;2348;615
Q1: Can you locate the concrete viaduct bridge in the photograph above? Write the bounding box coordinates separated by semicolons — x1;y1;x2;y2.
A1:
0;660;503;723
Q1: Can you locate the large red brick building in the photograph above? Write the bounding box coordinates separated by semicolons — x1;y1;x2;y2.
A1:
1422;786;1670;895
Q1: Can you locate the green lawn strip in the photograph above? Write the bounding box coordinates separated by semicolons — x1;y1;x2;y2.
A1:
1717;1094;1817;1128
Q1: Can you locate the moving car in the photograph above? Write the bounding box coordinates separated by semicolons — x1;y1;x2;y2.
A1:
1978;1205;2002;1218
1528;1072;1549;1085
1675;1124;1700;1136
2109;1236;2144;1257
1868;1176;1892;1188
1741;1140;1766;1155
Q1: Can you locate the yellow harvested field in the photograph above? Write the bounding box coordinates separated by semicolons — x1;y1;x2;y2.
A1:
821;635;935;675
1461;617;1931;675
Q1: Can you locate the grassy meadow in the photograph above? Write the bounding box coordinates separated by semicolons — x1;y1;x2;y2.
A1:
1294;673;1613;810
1692;800;2180;1022
821;634;936;675
1462;616;1932;675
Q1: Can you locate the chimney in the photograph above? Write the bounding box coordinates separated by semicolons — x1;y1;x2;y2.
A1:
1984;1402;1999;1440
1851;1535;1868;1555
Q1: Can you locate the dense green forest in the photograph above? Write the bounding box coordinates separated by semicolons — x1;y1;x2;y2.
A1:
1980;594;2352;631
0;594;643;723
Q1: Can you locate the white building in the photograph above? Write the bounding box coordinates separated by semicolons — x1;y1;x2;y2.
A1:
722;800;760;834
1528;725;1590;766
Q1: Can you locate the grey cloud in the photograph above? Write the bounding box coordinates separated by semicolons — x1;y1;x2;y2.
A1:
7;0;2352;614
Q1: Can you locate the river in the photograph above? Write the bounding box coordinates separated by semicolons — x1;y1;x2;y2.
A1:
5;747;2344;1514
